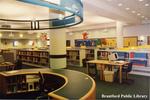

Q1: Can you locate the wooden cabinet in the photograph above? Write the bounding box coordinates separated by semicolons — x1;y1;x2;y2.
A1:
16;50;50;67
0;74;40;95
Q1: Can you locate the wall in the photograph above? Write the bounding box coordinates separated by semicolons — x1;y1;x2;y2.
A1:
123;23;150;45
67;23;150;47
0;39;38;49
67;28;116;47
0;31;50;49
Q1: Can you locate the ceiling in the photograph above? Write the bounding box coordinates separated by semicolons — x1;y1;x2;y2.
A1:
0;0;149;32
69;0;150;31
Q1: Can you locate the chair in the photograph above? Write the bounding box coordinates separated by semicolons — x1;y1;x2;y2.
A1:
36;72;48;100
14;59;22;70
122;62;134;84
82;58;87;67
87;63;97;78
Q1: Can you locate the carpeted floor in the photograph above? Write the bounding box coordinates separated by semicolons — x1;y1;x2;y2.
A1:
67;66;150;100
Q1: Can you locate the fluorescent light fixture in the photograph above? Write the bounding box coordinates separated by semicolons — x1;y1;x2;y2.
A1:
0;33;2;38
19;34;23;38
132;11;136;13
37;34;40;38
46;41;50;45
28;40;33;45
118;3;123;7
125;8;130;10
9;33;14;37
140;36;145;40
145;3;149;6
137;13;141;16
43;0;60;5
13;41;19;46
141;16;145;18
139;0;144;2
58;14;64;20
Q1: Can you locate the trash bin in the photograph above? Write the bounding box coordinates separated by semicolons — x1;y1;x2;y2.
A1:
104;70;114;82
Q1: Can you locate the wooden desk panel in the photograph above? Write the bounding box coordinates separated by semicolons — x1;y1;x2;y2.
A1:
0;68;96;100
0;62;14;71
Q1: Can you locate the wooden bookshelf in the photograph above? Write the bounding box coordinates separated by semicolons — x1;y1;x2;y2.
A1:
16;50;50;67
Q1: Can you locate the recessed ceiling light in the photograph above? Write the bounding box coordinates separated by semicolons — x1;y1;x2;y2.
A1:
132;11;136;13
145;3;149;6
139;0;144;2
126;8;130;10
118;3;123;7
141;16;145;18
137;13;141;16
0;33;2;38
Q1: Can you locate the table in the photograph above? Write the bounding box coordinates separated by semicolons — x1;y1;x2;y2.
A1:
0;62;15;71
87;60;129;83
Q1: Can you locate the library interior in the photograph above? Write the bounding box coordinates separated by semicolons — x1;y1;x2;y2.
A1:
0;0;150;99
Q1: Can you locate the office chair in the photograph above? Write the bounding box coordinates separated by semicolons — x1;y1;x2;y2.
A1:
87;63;97;78
115;62;134;84
36;72;48;100
122;62;134;84
14;59;22;70
82;58;87;67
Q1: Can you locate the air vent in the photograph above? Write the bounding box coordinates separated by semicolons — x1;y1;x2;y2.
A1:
1;25;11;28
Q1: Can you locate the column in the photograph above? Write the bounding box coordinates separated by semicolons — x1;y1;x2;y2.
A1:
49;29;67;69
116;21;124;48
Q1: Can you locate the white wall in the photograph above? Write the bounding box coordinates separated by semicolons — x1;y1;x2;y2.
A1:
123;23;150;45
67;23;150;47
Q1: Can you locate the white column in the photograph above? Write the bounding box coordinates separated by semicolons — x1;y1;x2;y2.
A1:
116;21;124;48
49;29;66;69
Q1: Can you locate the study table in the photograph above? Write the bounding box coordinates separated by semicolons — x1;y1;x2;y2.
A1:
0;68;96;100
87;60;129;83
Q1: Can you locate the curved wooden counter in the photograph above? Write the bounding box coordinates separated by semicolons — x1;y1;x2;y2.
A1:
0;68;96;100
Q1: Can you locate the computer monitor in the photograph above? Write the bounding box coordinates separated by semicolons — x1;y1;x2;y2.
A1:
108;53;118;61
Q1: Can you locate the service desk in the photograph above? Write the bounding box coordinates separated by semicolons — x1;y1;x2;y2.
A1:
0;68;96;100
0;62;14;71
87;60;129;83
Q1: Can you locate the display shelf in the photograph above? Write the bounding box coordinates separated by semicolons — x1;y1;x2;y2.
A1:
17;50;50;67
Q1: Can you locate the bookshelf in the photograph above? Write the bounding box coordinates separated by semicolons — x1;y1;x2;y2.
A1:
16;50;50;67
112;50;150;67
85;49;95;60
67;48;86;67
